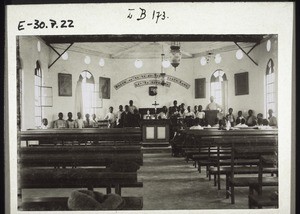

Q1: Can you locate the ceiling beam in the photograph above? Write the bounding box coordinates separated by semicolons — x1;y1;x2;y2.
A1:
40;34;268;44
48;43;74;69
234;42;258;66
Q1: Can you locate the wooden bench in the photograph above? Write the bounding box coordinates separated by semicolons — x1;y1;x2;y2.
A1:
18;128;143;210
248;154;278;208
226;143;278;204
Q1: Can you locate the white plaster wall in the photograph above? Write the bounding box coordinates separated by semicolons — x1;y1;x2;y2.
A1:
193;36;278;118
19;36;277;129
19;36;50;130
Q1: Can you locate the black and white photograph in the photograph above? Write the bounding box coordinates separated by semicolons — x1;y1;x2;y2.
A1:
5;2;294;214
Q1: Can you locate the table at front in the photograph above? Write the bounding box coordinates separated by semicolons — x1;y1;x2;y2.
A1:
140;119;170;143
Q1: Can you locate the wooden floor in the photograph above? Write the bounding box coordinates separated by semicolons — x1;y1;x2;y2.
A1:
21;152;271;210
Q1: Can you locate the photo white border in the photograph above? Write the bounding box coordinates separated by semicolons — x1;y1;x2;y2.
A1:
5;2;294;214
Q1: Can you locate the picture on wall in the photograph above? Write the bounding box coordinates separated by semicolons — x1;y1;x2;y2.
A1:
99;77;110;99
195;78;206;98
235;72;249;96
58;73;72;96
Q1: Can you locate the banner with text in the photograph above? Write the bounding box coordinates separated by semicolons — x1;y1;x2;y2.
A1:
114;73;190;90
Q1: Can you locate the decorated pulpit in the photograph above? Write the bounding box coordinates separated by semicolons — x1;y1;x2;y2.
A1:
140;119;170;146
203;110;219;126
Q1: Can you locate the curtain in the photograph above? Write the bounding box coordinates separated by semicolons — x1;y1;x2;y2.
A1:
75;79;83;115
222;80;228;113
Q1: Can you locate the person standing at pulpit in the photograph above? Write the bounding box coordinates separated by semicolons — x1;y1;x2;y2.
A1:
75;112;84;129
104;106;117;128
54;112;67;129
206;96;222;111
119;105;133;127
129;100;138;114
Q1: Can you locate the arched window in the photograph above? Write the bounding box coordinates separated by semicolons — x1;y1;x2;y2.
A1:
210;69;227;107
75;70;95;116
265;59;276;115
34;61;42;127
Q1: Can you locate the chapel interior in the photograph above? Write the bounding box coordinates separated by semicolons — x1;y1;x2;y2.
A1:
16;34;279;211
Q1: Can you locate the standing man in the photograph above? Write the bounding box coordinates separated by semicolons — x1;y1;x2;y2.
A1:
129;100;138;114
119;105;133;127
206;96;222;111
116;105;124;126
104;106;117;128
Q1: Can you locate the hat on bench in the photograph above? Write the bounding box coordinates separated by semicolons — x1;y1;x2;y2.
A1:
68;190;125;210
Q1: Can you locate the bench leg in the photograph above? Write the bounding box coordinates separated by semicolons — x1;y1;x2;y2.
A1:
106;187;111;194
226;177;229;198
217;173;221;190
213;174;216;186
115;185;121;195
248;196;253;209
230;185;235;204
198;162;201;173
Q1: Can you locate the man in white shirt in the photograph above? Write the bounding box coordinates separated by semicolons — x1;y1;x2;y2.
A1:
196;105;205;119
75;112;84;129
116;105;124;126
104;106;116;128
206;96;222;111
129;100;138;114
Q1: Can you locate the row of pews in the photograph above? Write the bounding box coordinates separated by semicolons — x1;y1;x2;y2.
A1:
18;128;144;211
170;127;278;208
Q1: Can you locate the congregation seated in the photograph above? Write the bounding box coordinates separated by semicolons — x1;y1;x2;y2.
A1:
83;114;94;128
91;114;99;128
66;112;76;128
235;118;248;127
246;109;257;126
189;118;203;130
268;109;277;127
256;113;264;126
196;105;205;119
40;118;48;129
235;110;245;125
54;112;67;129
184;106;195;119
75;112;84;129
226;108;235;127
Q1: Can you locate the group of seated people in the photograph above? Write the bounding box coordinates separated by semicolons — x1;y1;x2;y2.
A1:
39;97;277;130
40;100;141;129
